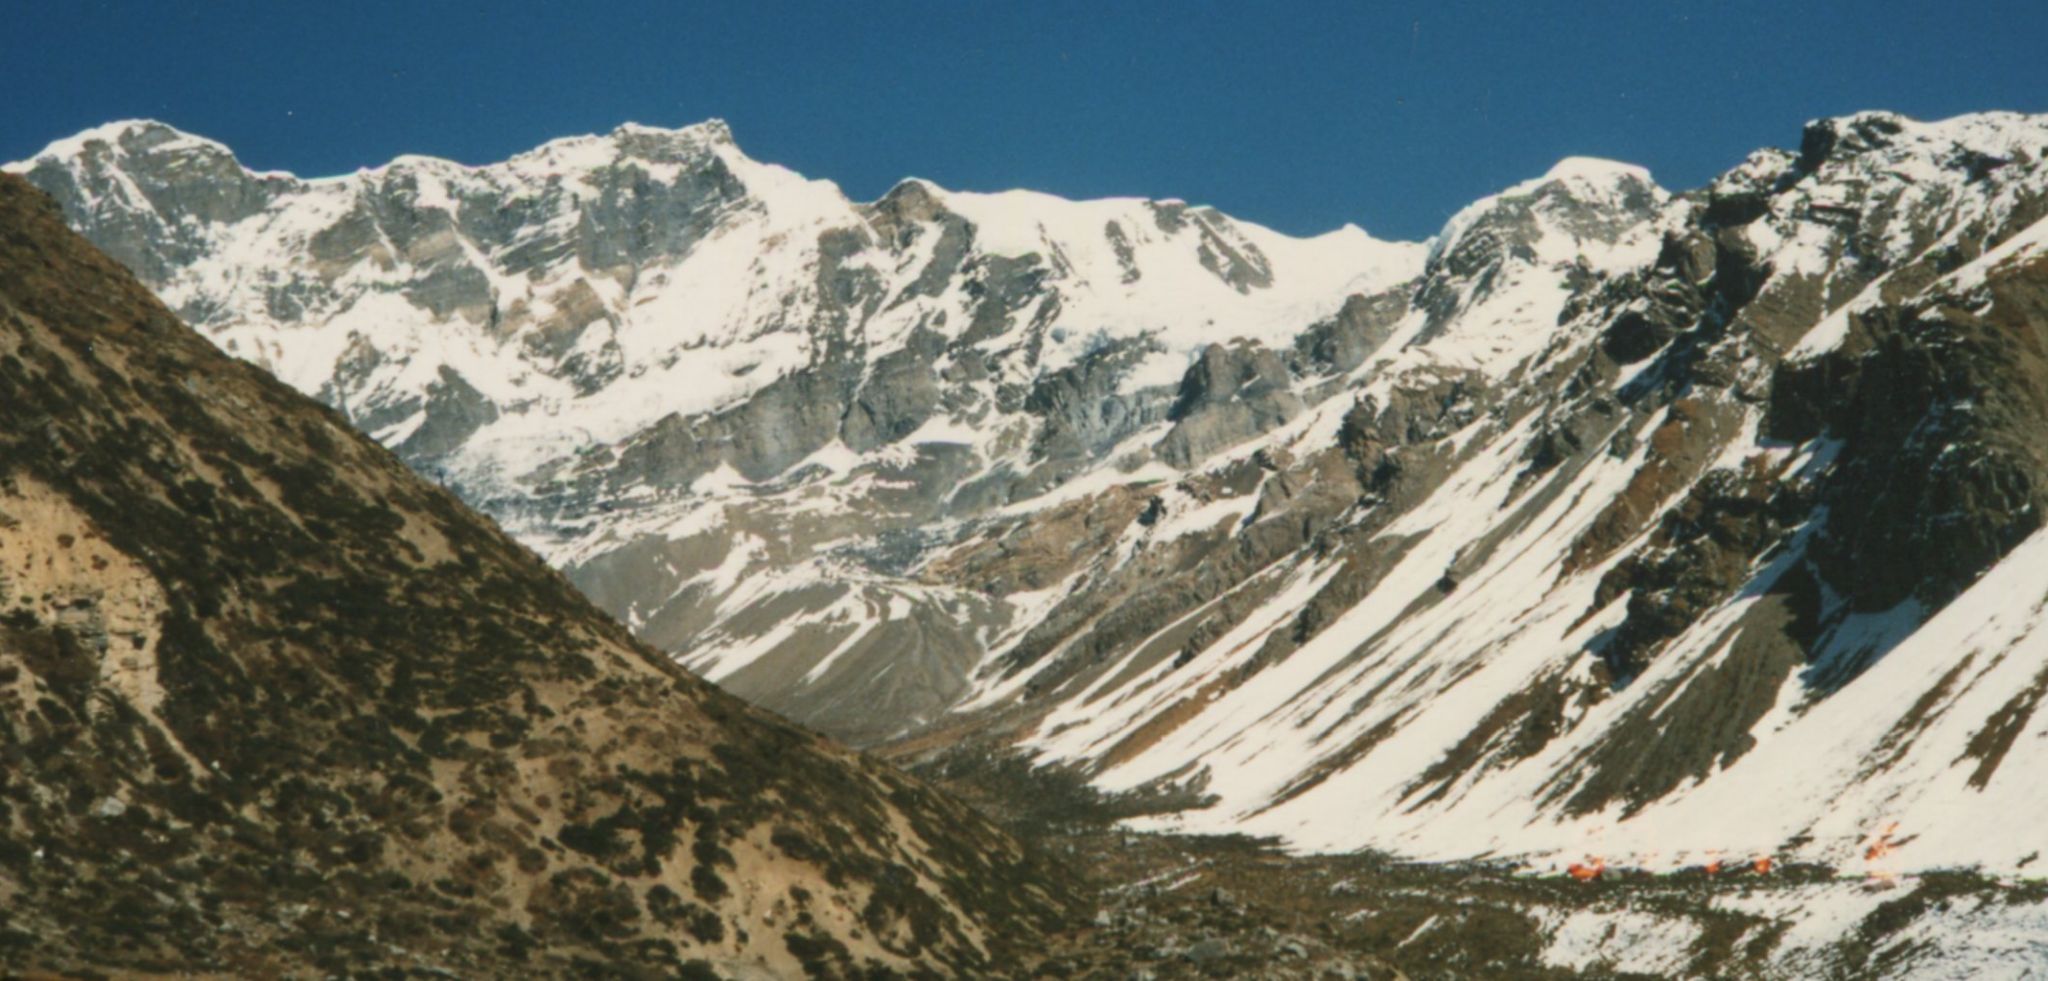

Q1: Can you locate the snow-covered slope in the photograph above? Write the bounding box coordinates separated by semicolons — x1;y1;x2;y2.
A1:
18;111;2048;896
6;119;1428;739
954;110;2048;878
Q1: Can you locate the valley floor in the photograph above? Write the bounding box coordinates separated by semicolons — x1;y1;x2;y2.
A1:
924;755;2048;980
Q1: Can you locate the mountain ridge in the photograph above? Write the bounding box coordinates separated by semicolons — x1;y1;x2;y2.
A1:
16;110;2048;883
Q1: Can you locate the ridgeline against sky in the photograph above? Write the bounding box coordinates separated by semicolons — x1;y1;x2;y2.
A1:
9;1;2046;241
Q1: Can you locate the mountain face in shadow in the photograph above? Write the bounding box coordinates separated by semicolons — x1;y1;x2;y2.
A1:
0;172;1071;977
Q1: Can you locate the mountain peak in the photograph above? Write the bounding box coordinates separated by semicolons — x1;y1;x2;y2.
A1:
1426;154;1665;273
1540;154;1656;188
1796;108;2048;176
618;116;733;141
13;118;237;171
609;117;737;155
865;176;952;230
500;118;742;175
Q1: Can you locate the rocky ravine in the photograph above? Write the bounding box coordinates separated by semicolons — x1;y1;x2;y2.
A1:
0;173;1073;978
16;111;2048;890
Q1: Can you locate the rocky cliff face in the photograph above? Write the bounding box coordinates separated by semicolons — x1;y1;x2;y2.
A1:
9;119;1423;743
17;111;2048;881
0;173;1071;978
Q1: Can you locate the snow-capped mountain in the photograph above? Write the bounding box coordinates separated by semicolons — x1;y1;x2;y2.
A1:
15;110;2048;889
5;117;1425;739
0;171;1071;977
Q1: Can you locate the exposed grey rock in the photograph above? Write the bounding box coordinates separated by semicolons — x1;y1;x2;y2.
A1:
1026;335;1171;462
1158;341;1305;468
397;366;499;461
1295;287;1412;373
841;331;945;451
1190;208;1275;292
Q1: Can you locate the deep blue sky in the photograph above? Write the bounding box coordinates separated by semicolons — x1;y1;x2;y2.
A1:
7;1;2044;241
